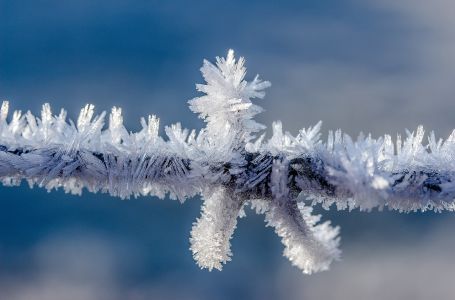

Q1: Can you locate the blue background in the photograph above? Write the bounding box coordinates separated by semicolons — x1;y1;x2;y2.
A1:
1;1;455;299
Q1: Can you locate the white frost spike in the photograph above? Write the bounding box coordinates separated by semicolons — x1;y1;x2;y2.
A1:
110;107;123;128
147;115;159;138
105;107;128;146
1;50;455;274
0;101;8;122
297;120;322;151
267;158;340;273
190;187;243;271
0;101;9;138
137;115;160;144
265;200;340;274
189;49;271;157
77;104;95;130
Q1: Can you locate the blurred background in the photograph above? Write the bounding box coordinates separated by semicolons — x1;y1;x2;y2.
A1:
1;0;455;299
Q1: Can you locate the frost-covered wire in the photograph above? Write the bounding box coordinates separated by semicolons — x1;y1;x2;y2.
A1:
1;50;454;274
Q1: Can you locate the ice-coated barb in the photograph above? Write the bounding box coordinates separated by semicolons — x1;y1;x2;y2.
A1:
190;187;244;271
1;50;454;274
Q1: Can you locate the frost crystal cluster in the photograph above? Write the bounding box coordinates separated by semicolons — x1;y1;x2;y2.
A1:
1;50;455;274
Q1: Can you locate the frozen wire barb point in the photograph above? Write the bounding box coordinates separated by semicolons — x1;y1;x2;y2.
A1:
1;50;455;274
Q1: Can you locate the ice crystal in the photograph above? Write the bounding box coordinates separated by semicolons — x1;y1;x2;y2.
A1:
1;50;454;274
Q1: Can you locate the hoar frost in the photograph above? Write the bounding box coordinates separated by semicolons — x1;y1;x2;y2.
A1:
1;50;455;274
